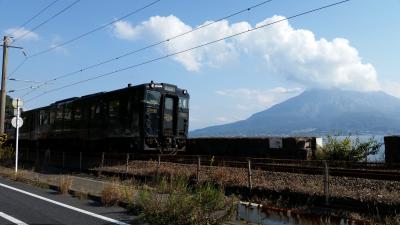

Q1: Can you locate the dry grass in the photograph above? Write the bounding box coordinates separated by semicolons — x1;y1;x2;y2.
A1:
101;180;136;206
101;181;122;206
59;175;72;195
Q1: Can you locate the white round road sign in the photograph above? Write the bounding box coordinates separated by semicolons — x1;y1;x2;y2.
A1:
12;98;23;109
11;117;23;128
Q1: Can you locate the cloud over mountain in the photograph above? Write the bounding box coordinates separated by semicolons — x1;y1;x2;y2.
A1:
112;15;380;91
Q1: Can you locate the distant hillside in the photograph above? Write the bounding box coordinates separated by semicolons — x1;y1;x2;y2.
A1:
190;89;400;136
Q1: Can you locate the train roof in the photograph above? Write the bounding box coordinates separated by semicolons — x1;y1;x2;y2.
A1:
23;82;188;111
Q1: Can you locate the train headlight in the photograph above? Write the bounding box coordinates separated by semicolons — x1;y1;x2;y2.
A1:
182;89;187;95
149;80;155;89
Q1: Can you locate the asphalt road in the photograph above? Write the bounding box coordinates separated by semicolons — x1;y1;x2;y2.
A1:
0;177;134;225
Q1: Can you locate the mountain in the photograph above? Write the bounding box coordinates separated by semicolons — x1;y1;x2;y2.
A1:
190;89;400;137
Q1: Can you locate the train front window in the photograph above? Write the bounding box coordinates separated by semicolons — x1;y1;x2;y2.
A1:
179;97;188;109
146;91;161;105
165;97;173;110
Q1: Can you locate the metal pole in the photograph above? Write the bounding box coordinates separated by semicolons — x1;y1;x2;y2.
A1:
15;99;19;173
79;152;82;172
0;36;9;134
247;159;252;189
62;152;65;168
197;156;201;183
125;153;129;173
154;154;161;180
323;160;330;205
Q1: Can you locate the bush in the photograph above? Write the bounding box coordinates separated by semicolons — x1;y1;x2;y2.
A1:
317;135;382;161
59;175;72;195
0;145;14;161
135;178;236;225
101;180;136;206
101;181;123;206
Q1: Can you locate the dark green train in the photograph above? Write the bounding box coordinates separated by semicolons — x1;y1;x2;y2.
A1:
9;81;189;153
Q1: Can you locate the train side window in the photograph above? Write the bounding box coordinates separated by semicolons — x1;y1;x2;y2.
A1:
96;105;101;114
108;100;119;118
39;110;49;125
39;111;44;125
50;111;55;124
74;107;81;120
146;91;161;105
179;97;188;109
56;105;63;120
64;104;72;120
90;105;96;119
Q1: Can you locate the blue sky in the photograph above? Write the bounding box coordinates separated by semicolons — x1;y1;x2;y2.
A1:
0;0;399;130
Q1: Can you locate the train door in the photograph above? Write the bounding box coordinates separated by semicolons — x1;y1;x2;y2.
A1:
162;96;176;137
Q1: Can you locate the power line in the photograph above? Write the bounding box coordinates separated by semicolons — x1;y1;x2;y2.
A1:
13;0;81;43
19;0;273;97
9;0;59;38
8;57;27;79
10;0;160;81
25;0;350;104
28;0;162;58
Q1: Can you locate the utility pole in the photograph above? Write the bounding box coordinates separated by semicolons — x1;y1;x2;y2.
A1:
0;36;23;134
0;36;9;134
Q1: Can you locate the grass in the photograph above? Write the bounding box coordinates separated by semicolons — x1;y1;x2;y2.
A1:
133;177;236;225
59;175;72;195
101;179;136;206
384;214;400;225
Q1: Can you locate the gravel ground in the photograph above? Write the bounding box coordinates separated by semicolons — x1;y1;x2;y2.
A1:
99;160;400;204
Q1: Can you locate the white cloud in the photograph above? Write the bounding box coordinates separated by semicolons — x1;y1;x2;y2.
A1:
4;27;39;41
112;20;141;40
112;15;380;91
216;87;303;111
50;35;68;55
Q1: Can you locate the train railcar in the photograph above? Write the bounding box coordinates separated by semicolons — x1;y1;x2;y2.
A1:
8;82;189;153
187;137;318;160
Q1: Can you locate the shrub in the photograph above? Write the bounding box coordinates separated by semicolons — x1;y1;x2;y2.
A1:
135;178;236;225
101;181;123;206
59;175;72;195
317;135;382;161
0;145;14;161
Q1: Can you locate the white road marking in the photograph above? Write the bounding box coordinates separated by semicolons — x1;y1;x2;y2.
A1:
0;212;28;225
0;182;130;225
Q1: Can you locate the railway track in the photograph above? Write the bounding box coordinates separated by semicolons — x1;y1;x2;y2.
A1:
251;163;400;181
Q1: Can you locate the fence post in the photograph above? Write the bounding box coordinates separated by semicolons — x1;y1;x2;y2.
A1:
197;156;201;183
323;160;329;205
125;153;130;173
62;152;65;169
101;152;105;168
79;152;82;172
248;159;253;189
35;148;39;168
156;155;161;176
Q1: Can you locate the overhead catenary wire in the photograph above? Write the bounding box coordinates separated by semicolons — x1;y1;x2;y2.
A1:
8;0;80;78
8;0;60;38
25;0;350;104
19;0;273;97
9;0;161;81
12;0;81;43
28;0;162;58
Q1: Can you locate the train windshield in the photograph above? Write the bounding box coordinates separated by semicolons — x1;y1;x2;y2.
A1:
179;97;188;109
146;91;161;105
